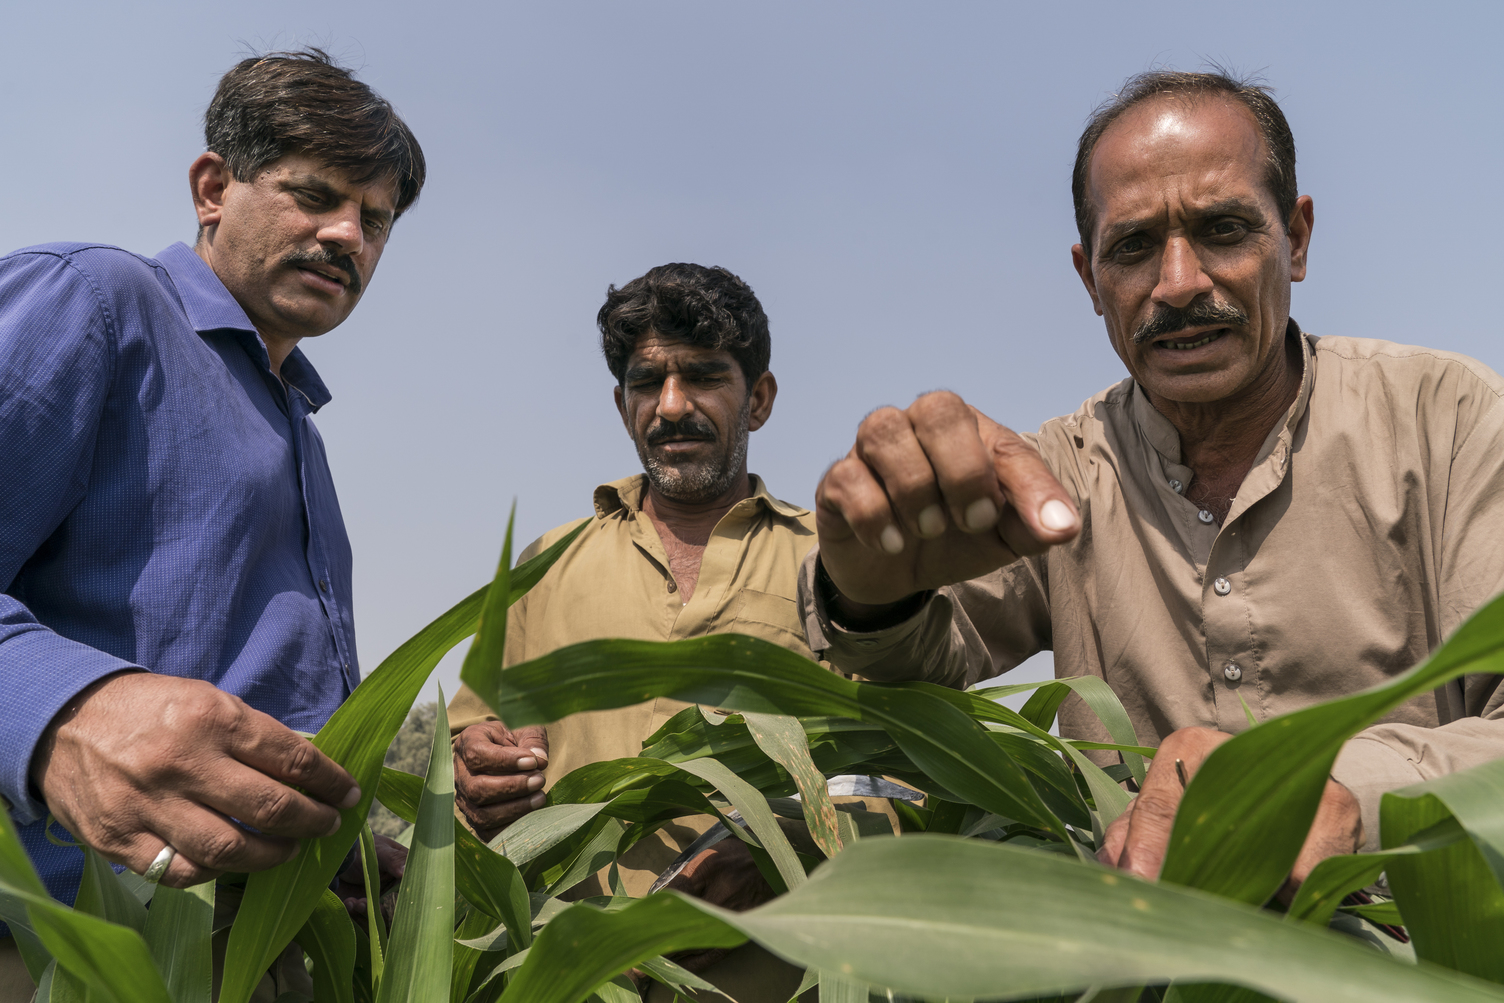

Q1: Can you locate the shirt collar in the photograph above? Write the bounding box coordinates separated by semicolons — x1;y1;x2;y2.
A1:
1131;317;1313;467
592;473;809;521
154;242;333;411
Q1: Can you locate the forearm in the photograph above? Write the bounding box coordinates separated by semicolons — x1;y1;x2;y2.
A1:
1331;716;1504;852
0;604;143;821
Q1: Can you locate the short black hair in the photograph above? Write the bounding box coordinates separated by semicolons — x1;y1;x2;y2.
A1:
205;47;426;217
1073;69;1297;253
598;263;771;387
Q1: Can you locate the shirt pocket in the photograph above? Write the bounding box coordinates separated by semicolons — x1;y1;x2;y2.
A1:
730;589;813;658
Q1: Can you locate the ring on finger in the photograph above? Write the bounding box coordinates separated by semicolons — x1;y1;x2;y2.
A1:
142;844;177;884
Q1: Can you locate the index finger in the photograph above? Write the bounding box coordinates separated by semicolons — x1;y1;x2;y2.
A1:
225;704;360;810
984;423;1079;555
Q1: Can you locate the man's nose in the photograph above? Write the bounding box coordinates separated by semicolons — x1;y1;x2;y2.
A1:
315;204;365;258
656;376;695;422
1151;236;1213;309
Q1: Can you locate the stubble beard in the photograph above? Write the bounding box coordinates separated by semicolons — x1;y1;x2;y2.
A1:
636;400;751;504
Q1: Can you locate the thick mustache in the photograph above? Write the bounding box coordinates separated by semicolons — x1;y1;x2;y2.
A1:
646;419;717;447
283;248;361;296
1132;301;1248;345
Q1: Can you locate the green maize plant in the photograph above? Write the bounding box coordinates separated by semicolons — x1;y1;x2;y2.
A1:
5;506;1504;1003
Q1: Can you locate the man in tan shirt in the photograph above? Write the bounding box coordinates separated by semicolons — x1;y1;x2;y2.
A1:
447;262;818;892
805;70;1504;890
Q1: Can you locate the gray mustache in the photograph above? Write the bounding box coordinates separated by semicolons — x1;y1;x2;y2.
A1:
1132;301;1248;345
646;418;717;447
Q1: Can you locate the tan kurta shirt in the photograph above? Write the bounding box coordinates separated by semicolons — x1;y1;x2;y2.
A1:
449;473;818;889
801;329;1504;850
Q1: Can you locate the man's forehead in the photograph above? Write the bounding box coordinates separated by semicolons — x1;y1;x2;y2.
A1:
1087;95;1270;226
625;335;737;370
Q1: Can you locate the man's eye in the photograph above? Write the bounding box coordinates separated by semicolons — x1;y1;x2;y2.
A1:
1208;220;1246;239
1114;236;1149;257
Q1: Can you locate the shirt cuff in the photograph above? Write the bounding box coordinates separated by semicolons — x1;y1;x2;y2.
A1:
1330;736;1425;854
797;549;936;679
0;627;142;824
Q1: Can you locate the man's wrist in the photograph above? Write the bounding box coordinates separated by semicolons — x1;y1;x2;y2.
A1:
816;558;926;632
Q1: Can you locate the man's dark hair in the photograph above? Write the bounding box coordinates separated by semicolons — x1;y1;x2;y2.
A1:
1072;69;1296;253
598;264;771;387
205;48;426;217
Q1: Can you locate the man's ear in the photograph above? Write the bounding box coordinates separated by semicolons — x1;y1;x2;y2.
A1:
1287;195;1315;283
189;153;232;238
1071;244;1104;316
747;371;777;432
614;384;631;435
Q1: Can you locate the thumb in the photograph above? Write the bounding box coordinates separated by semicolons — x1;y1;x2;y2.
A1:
514;725;549;763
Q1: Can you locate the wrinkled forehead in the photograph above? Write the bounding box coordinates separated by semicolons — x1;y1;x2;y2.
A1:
1085;95;1271;229
625;334;739;373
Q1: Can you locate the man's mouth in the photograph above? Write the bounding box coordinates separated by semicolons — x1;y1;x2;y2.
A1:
1156;328;1229;351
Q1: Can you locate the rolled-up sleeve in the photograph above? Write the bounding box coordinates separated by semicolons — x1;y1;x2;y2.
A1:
0;253;143;823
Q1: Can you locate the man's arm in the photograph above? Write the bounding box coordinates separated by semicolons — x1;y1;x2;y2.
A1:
0;251;359;886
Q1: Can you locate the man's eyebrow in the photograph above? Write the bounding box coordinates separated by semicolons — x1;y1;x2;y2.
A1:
679;359;733;377
1098;197;1269;247
283;173;395;223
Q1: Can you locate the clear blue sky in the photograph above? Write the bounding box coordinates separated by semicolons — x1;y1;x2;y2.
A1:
4;1;1500;703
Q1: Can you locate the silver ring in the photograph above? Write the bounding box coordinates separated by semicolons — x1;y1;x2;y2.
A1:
142;845;176;884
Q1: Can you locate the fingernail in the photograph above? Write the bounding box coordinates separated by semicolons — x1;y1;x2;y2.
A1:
324;815;344;837
879;525;904;554
338;786;362;810
529;747;548;762
516;756;537;771
528;792;546;808
964;498;998;532
917;505;945;538
1040;499;1077;532
526;774;544;791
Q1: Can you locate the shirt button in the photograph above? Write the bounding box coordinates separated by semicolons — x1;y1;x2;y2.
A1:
1223;662;1243;682
1213;577;1231;596
1198;509;1215;524
1169;479;1183;494
318;579;328;592
666;580;677;593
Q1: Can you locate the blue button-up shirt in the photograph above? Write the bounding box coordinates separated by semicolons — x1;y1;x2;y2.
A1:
0;241;358;906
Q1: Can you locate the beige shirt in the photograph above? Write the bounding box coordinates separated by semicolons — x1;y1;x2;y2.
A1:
801;330;1504;850
449;473;818;890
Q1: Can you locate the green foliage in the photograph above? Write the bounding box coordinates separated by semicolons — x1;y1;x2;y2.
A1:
6;520;1504;1003
370;702;437;839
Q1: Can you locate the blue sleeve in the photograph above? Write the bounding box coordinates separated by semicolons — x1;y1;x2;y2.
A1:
0;251;143;823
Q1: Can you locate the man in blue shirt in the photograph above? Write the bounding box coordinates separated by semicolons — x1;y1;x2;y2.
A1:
0;47;425;959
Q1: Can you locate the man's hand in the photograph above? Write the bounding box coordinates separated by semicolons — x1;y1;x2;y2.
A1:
660;839;777;974
337;833;406;923
1097;726;1363;899
453;722;549;841
815;391;1080;609
31;672;361;889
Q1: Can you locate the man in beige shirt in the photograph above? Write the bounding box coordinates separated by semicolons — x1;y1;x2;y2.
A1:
805;70;1504;890
447;262;818;892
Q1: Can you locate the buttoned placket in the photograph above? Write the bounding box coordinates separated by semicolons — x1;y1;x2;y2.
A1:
285;382;358;692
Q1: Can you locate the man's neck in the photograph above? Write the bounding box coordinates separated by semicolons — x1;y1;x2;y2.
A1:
1147;330;1303;522
641;471;754;545
641;470;754;604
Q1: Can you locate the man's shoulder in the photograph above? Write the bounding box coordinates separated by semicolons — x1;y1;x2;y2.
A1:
1312;334;1504;402
2;242;164;283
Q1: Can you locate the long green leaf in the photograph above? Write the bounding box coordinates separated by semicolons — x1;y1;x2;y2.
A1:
142;882;214;1003
674;757;806;892
1160;591;1504;904
1382;786;1504;983
461;507;516;714
297;890;356;1003
357;825;386;995
376;768;532;946
375;690;456;1003
491;634;1067;839
708;835;1504;1002
974;675;1147;784
220;519;586;1003
496;895;746;1003
743;713;842;859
